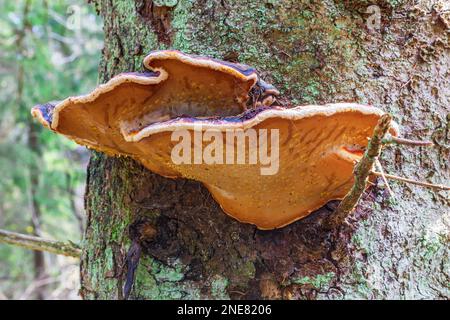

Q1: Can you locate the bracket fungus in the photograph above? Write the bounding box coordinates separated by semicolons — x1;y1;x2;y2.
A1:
32;50;399;230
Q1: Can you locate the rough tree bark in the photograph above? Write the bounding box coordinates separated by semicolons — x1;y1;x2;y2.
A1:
80;0;449;299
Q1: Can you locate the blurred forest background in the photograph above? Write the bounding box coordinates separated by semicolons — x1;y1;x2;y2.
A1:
0;0;103;299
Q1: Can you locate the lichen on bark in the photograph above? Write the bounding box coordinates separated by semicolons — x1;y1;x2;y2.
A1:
81;0;449;300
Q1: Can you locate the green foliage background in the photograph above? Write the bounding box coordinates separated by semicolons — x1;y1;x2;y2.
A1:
0;0;102;299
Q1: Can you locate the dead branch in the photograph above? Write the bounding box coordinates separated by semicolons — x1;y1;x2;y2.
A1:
324;114;392;228
371;171;450;191
0;229;81;258
383;135;434;147
375;159;395;198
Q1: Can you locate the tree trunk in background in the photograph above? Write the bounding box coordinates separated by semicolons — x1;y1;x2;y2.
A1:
81;0;449;299
17;0;47;300
27;122;47;300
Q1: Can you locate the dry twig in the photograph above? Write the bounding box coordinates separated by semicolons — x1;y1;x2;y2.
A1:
375;159;395;199
383;134;434;147
371;171;450;191
0;229;81;258
325;114;392;228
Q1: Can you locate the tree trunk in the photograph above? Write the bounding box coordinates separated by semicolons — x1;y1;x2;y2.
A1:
17;0;47;300
28;122;47;300
80;0;449;300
